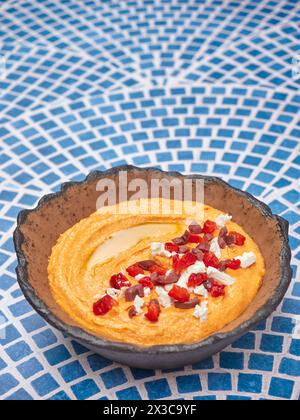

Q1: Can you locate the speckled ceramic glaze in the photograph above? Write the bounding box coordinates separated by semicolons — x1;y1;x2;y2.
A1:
14;166;292;369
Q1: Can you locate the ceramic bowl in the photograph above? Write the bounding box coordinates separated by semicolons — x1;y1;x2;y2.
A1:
14;166;292;369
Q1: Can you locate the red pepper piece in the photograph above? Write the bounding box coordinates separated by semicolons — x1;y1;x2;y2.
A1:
228;231;246;246
93;295;116;316
203;251;220;269
187;273;208;288
126;264;144;277
168;285;190;302
179;252;197;270
138;276;154;289
188;233;202;243
172;252;197;272
172;254;181;271
145;299;160;322
224;259;241;270
149;265;166;275
202;220;217;234
210;281;226;298
110;273;131;289
165;242;179;253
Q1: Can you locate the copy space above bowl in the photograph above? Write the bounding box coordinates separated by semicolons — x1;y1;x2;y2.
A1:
14;166;292;369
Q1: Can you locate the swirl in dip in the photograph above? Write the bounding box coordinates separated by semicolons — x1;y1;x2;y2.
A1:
48;198;265;346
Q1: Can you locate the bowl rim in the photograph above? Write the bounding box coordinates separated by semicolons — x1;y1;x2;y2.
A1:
14;165;292;354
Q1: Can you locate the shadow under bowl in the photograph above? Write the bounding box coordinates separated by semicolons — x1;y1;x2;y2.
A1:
14;165;292;369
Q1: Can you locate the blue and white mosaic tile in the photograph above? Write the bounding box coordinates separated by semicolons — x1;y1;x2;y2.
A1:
0;42;141;124
180;23;300;91
0;0;299;400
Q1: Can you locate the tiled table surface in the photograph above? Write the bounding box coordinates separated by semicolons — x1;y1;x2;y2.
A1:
0;0;299;400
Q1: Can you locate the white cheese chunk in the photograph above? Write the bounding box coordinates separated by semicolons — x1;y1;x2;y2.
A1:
156;286;172;308
144;287;151;297
151;242;173;258
164;284;174;292
193;301;208;322
207;266;236;286
210;237;221;259
135;274;145;281
133;295;144;314
236;251;257;268
186;260;206;275
176;261;206;288
216;213;232;228
106;288;121;299
93;293;104;300
194;285;208;298
176;271;190;288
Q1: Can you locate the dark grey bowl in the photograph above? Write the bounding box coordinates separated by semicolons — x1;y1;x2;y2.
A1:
14;166;292;369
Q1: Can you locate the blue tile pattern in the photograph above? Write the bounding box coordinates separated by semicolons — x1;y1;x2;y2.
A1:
0;0;299;400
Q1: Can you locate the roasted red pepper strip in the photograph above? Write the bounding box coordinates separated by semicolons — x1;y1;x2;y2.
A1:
126;264;144;277
165;242;180;253
224;259;241;270
93;295;116;316
202;220;217;234
228;231;246;246
138;276;154;289
173;252;197;272
188;234;202;243
187;273;208;288
149;265;166;275
209;281;226;298
145;299;161;322
168;285;190;303
203;251;220;269
110;273;131;289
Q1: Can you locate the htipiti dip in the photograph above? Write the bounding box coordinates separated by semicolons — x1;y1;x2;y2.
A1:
48;199;265;346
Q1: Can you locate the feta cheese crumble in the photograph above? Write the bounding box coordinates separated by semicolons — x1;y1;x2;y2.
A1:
207;266;236;286
135;274;145;281
106;288;120;299
236;251;257;268
176;261;206;288
144;287;151;297
186;261;206;275
216;213;232;228
93;293;104;300
133;295;144;314
193;301;208;322
151;242;175;258
194;285;209;298
210;237;221;259
176;271;190;288
156;286;172;308
164;284;174;292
